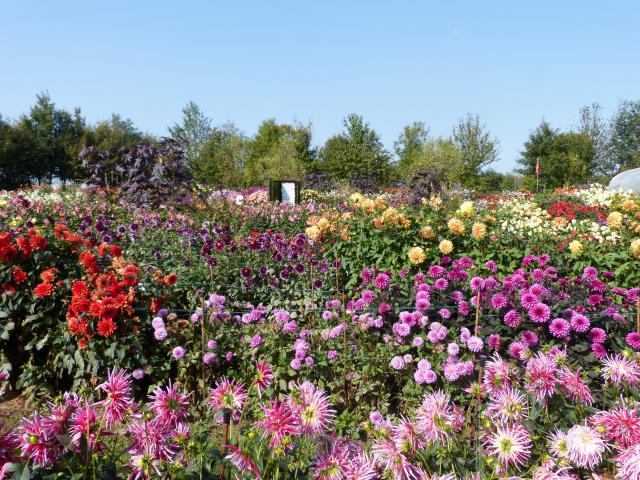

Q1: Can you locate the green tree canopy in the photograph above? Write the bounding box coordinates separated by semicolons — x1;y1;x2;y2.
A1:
244;120;315;185
609;100;640;173
318;114;391;187
406;138;464;185
168;101;212;168
196;122;247;187
517;120;596;190
13;93;86;184
452;113;499;187
394;121;430;169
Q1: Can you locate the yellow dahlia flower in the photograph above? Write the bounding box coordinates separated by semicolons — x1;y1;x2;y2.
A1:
607;211;623;229
568;240;584;254
471;222;487;240
316;218;330;231
420;225;435;239
447;217;466;235
439;239;453;255
305;225;321;241
631;239;640;259
458;200;474;217
408;246;426;265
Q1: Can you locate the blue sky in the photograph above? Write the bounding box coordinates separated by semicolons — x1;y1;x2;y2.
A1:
1;0;639;172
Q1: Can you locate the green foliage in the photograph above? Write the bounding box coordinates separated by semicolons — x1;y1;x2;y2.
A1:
318;114;391;187
609;99;640;173
406;138;464;185
452;113;499;186
394;121;430;169
85;113;149;152
244;120;315;186
168;101;213;168
0;93;86;188
517;120;597;190
195;122;247;187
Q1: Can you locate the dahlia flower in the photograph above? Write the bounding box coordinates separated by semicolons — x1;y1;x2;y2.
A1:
525;352;558;401
258;399;301;449
614;444;640;479
484;423;532;470
601;354;640;385
557;367;593;405
371;439;423;480
225;445;262;479
486;387;529;425
415;390;459;443
19;414;58;467
565;424;606;469
253;359;273;396
149;381;190;426
287;381;335;435
209;377;247;422
591;404;640;448
97;368;133;427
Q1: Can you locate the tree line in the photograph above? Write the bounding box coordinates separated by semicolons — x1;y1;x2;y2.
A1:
2;94;640;191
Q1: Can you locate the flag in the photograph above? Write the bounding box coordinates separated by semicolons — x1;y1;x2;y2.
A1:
535;159;540;175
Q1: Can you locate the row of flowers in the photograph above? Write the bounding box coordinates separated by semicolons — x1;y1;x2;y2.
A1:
2;354;640;479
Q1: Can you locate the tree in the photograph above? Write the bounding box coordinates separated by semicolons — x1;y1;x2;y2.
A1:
318;114;391;188
407;138;464;185
609;100;640;173
258;138;307;182
19;93;86;184
87;114;148;152
517;120;596;190
577;103;610;177
394;122;430;169
168;101;212;168
195;122;247;187
0;116;36;189
244;120;316;185
452;114;499;187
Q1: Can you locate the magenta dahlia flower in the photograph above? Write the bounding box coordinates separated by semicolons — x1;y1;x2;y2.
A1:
549;318;570;338
525;353;558;401
149;381;191;427
626;332;640;350
209;377;247;422
558;367;593;405
258;399;301;449
253;359;273;396
570;313;590;333
528;303;551;323
98;368;133;427
225;445;263;479
19;414;58;467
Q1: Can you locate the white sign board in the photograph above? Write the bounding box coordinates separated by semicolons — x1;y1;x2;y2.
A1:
281;182;296;204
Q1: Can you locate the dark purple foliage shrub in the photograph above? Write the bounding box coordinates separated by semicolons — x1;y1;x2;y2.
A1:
79;138;192;206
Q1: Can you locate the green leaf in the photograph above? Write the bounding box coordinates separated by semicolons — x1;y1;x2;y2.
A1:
10;463;31;480
22;314;41;326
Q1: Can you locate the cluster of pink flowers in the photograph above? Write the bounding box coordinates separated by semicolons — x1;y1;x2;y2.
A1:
0;370;192;479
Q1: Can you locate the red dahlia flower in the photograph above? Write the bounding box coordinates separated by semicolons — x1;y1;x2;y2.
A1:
34;282;54;298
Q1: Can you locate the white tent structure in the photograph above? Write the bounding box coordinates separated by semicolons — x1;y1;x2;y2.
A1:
609;168;640;193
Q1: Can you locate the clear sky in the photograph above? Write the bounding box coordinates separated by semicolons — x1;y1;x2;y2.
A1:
1;0;639;172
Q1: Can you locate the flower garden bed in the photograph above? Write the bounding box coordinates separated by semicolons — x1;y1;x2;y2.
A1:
0;184;640;479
